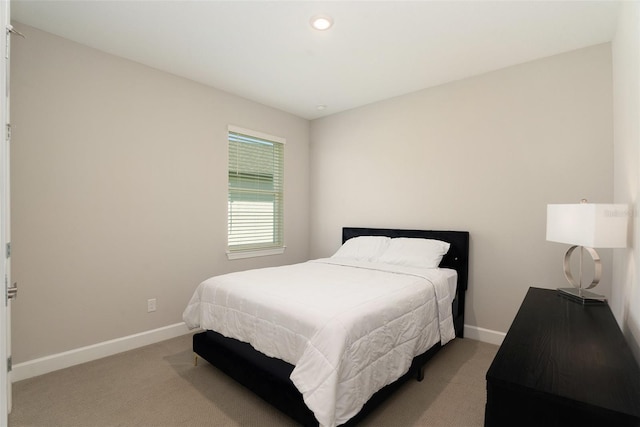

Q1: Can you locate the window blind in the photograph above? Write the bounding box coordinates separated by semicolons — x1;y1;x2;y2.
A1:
228;129;284;252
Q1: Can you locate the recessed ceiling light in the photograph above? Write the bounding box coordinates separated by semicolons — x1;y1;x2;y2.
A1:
316;104;327;111
310;15;333;31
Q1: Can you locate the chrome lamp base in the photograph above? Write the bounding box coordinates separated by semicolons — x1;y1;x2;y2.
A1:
557;287;607;304
557;245;607;305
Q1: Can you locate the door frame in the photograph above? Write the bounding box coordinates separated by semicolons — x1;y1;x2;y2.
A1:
1;0;11;422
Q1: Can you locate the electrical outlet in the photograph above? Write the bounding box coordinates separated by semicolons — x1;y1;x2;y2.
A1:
147;298;157;313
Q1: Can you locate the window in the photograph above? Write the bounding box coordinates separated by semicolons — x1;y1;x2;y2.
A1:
227;126;285;259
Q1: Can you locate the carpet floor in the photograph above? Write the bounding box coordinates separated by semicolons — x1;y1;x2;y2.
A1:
8;333;498;426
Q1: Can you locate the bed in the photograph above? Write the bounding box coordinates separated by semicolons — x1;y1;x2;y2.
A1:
183;227;469;426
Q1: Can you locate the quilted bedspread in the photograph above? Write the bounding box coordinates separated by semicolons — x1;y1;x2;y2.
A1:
183;259;456;427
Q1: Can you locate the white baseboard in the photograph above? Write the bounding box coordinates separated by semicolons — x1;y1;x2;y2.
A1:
11;322;503;382
11;322;192;382
463;324;506;346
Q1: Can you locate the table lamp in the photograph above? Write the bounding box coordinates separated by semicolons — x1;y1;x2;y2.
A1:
546;200;628;303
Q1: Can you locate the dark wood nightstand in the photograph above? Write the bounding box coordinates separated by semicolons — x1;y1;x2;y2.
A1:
485;287;640;427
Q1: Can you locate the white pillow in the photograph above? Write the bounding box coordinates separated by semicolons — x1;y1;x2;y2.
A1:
377;237;450;269
331;236;391;261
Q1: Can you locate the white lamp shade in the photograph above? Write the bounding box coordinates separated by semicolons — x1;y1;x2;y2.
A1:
546;203;629;248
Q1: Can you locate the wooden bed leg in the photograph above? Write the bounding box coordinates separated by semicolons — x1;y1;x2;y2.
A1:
417;366;425;382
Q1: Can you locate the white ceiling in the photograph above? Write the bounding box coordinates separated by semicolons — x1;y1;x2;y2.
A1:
11;1;621;120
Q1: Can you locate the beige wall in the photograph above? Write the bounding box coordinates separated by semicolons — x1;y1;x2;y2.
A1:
612;1;640;361
10;22;622;364
309;44;614;334
10;24;310;363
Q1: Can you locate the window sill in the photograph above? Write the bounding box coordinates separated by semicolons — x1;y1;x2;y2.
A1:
226;246;286;260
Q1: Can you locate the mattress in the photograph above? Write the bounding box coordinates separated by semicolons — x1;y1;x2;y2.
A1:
183;259;456;427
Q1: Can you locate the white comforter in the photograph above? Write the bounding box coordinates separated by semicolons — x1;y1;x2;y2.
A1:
182;259;456;427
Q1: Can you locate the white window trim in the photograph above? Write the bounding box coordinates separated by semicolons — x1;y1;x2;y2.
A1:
228;125;286;145
227;125;286;260
226;246;286;260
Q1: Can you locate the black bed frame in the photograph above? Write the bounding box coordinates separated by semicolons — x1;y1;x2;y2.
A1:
193;227;470;426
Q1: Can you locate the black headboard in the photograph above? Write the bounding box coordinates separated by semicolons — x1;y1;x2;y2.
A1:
342;227;470;337
342;227;469;289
